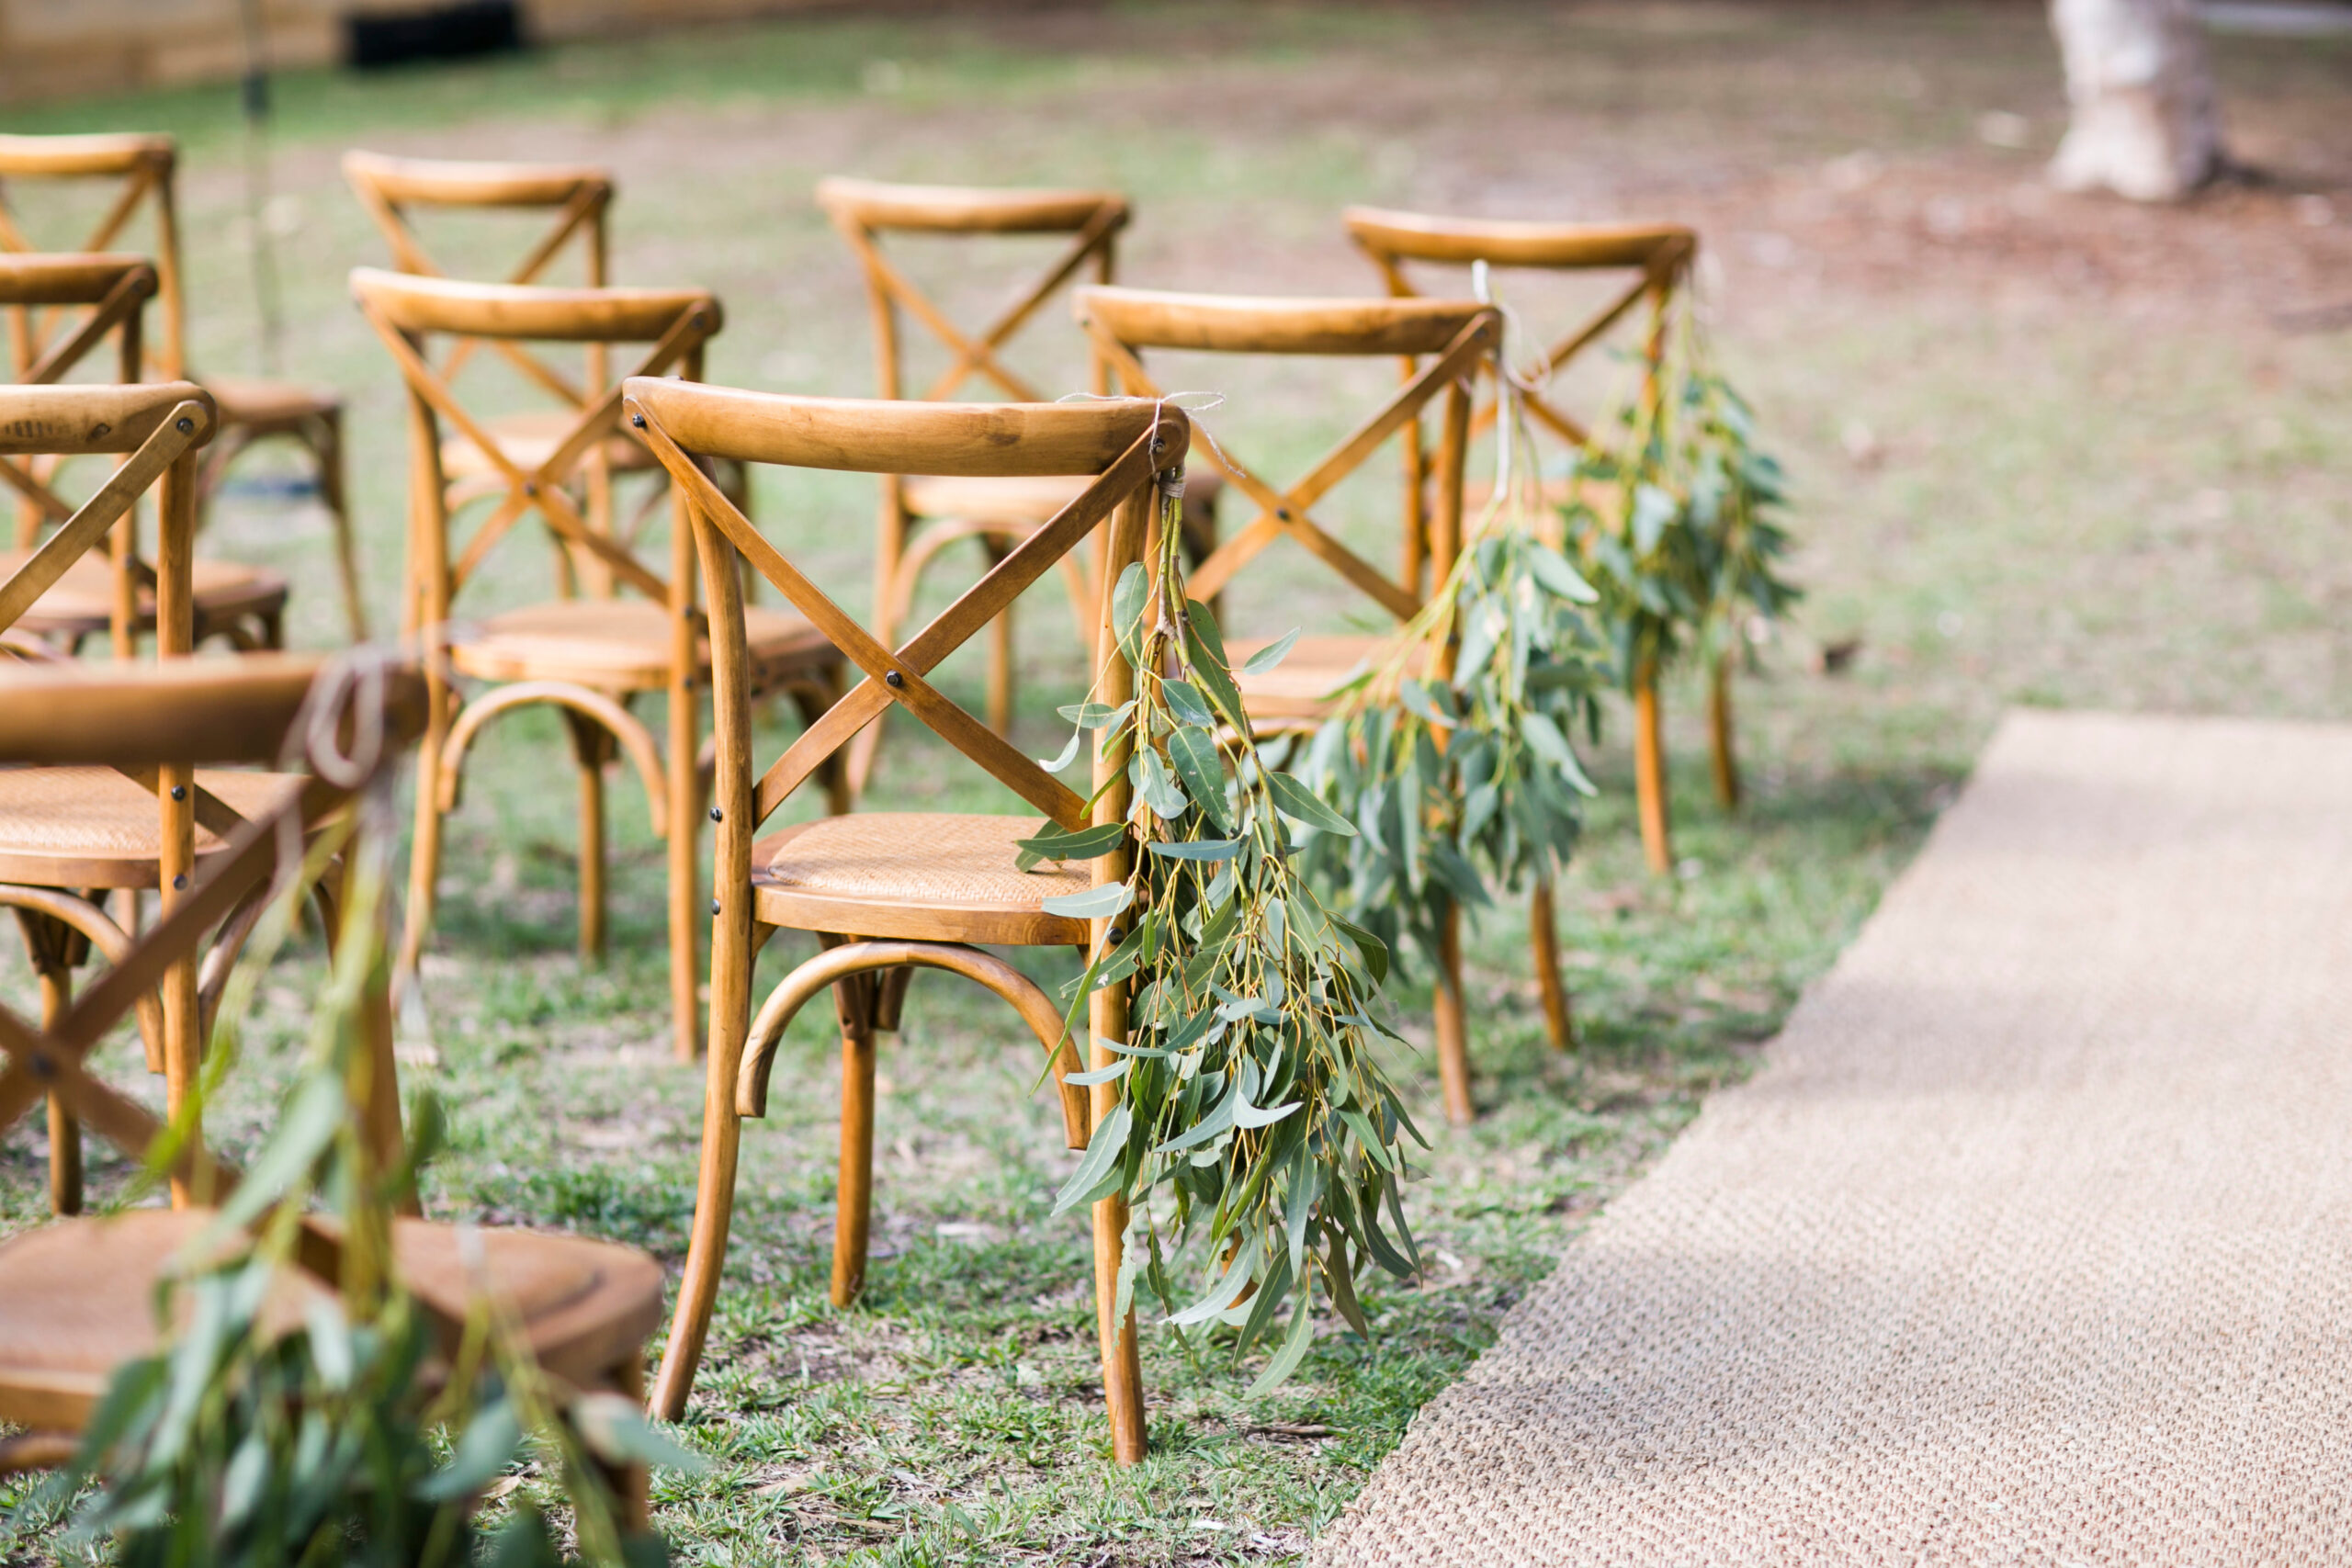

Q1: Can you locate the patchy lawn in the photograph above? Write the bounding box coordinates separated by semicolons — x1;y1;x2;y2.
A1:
2;4;2346;1562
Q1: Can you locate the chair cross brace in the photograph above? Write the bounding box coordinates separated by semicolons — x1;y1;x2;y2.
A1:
831;206;1123;404
0;152;166;373
358;299;703;606
347;174;611;399
631;401;1174;830
1363;242;1690;447
1084;313;1497;618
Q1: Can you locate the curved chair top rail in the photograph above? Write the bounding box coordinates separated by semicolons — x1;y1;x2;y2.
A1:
0;652;424;768
342;149;615;209
0;380;215;457
1075;286;1496;357
0;132;175;179
349;268;718;343
0;253;156;308
817;176;1129;235
623;379;1178;478
1344;207;1697;271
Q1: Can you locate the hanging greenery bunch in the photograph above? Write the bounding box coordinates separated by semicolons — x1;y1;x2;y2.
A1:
33;669;695;1568
1017;476;1425;1395
1284;376;1614;970
1566;296;1800;686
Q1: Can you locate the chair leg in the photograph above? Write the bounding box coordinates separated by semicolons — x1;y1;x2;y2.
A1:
312;410;368;644
39;964;79;1217
650;976;750;1421
597;1358;652;1535
1530;877;1575;1053
400;684;451;980
985;537;1016;738
1634;659;1673;876
1093;1190;1146;1464
1709;647;1741;812
1433;897;1474;1126
668;683;701;1065
564;712;613;964
831;995;878;1307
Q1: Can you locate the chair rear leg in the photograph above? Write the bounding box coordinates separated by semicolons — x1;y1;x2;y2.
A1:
1530;878;1574;1053
400;684;452;979
15;909;87;1216
1433;897;1474;1125
1092;1191;1146;1464
984;537;1015;738
831;973;879;1306
313;410;368;643
564;711;615;963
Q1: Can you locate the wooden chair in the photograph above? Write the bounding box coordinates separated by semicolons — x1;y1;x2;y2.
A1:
1077;285;1521;1122
353;268;842;1064
817;177;1218;792
0;654;666;1529
0;254;288;656
0;133;364;640
1346;208;1718;870
0;381;370;1220
624;378;1185;1463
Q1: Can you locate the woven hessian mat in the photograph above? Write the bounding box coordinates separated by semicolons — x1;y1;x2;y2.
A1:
1317;711;2352;1566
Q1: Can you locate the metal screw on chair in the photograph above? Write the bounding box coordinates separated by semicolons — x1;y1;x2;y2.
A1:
169;785;186;800
710;898;721;915
709;807;723;821
172;874;187;890
26;1053;52;1082
1106;927;1125;945
884;671;904;688
1275;508;1292;521
632;413;647;429
523;481;537;496
175;417;194;434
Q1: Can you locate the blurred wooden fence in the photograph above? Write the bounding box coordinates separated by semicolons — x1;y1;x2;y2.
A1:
0;0;847;107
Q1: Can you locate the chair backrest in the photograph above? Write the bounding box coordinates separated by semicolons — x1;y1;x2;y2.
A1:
1075;286;1498;620
0;252;153;385
345;151;618;399
623;380;1184;838
0;133;187;380
349;267;720;627
1344;208;1695;448
818;177;1127;407
0;380;212;660
0;652;426;1208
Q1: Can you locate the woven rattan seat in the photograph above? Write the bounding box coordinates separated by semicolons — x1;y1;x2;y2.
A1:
0;550;288;643
0;1209;663;1431
440;409;658;481
752;812;1089;945
0;767;306;888
447;599;833;689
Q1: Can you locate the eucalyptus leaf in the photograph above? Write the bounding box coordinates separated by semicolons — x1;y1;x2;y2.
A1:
1239;626;1303;674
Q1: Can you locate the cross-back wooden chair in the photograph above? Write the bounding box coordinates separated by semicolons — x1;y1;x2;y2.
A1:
353;268;842;1065
816;177;1218;792
0;655;665;1527
624;378;1185;1463
1078;285;1521;1122
0;133;364;638
1347;208;1719;871
0;381;370;1221
0;254;288;658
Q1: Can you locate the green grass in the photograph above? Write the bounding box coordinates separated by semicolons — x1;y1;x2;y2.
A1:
1;3;2346;1562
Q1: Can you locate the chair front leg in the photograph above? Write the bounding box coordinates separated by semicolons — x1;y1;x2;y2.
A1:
399;675;454;981
562;709;616;963
312;409;368;643
13;909;85;1216
1433;895;1473;1125
1530;877;1574;1053
830;964;879;1306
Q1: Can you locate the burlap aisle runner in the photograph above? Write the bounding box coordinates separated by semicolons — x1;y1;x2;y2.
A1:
1317;711;2352;1566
